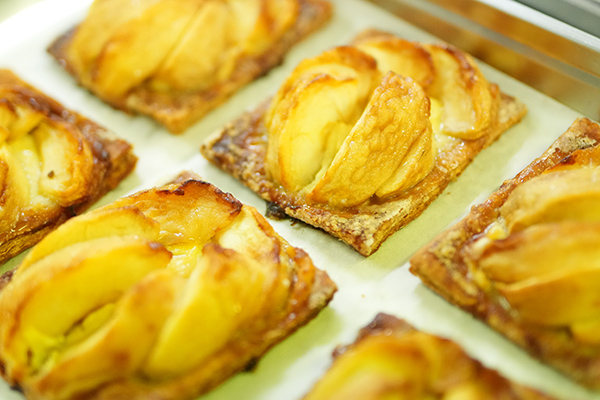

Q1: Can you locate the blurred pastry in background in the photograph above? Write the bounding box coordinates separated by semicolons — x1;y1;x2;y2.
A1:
303;313;555;400
48;0;333;133
410;117;600;389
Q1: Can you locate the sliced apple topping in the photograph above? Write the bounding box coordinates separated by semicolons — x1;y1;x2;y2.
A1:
424;44;497;140
306;72;433;207
265;46;379;192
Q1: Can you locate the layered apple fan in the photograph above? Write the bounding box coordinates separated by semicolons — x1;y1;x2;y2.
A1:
303;314;554;400
0;174;336;400
202;29;527;256
410;118;600;388
48;0;332;133
0;69;136;265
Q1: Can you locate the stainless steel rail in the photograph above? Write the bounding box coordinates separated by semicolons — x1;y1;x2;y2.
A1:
367;0;600;121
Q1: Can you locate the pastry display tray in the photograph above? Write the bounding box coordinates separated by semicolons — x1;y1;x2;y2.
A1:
0;0;596;399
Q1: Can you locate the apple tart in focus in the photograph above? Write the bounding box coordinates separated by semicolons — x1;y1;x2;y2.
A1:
201;29;527;256
48;0;332;133
0;69;136;265
410;118;600;388
303;314;554;400
0;173;336;400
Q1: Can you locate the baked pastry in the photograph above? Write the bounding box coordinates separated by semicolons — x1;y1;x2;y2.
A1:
48;0;333;133
0;69;136;265
303;313;554;400
201;29;528;256
410;118;600;388
0;172;336;400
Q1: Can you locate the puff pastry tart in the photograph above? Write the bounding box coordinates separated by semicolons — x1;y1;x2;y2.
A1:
0;69;136;265
303;313;554;400
48;0;332;134
0;172;336;400
410;118;600;388
201;29;528;256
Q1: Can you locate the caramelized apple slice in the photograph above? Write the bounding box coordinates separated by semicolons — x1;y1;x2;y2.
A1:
105;180;243;246
477;222;600;284
0;98;17;140
425;44;496;139
0;236;171;377
265;46;378;192
34;120;94;206
93;0;201;101
500;167;600;233
143;244;270;378
66;0;160;78
19;206;161;271
356;36;435;89
307;72;433;207
32;269;179;400
236;0;299;56
151;1;232;92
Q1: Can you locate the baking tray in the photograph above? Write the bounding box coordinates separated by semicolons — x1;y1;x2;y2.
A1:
0;0;596;399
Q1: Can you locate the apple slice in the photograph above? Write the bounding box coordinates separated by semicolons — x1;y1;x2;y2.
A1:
19;206;161;272
92;0;201;101
150;1;232;92
500;167;600;233
265;46;379;192
0;98;17;140
477;221;600;284
236;0;299;56
0;236;171;377
66;0;161;79
31;269;179;400
356;36;435;90
34;120;94;206
425;44;497;140
105;180;243;247
307;72;433;207
143;243;271;378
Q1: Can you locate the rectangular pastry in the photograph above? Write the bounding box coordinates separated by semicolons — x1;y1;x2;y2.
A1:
303;313;554;399
410;118;600;389
201;29;528;256
0;69;136;265
48;0;333;133
0;172;336;400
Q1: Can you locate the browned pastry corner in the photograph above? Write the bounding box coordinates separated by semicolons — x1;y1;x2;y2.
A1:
201;29;528;256
0;172;336;400
0;69;136;265
302;313;554;399
410;117;600;389
48;0;333;134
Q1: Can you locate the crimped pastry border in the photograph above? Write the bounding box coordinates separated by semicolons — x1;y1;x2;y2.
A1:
409;117;600;389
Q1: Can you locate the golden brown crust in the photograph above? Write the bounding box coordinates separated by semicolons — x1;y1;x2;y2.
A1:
0;172;336;400
303;313;554;399
201;29;527;256
48;0;333;134
410;118;600;388
0;69;136;265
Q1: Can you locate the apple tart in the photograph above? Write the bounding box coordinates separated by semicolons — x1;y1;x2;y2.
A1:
0;69;136;265
410;118;600;388
48;0;333;133
0;172;336;400
303;313;554;399
201;29;528;256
